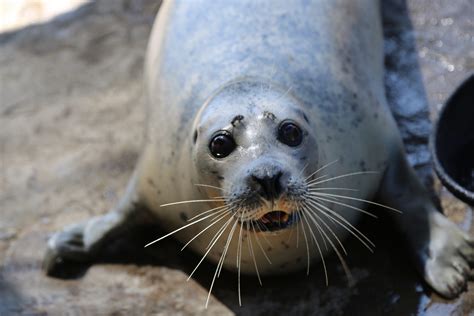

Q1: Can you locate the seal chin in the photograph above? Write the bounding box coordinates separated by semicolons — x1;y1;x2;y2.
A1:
248;210;299;232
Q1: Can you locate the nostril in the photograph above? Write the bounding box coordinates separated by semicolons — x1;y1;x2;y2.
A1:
274;171;283;194
251;172;283;200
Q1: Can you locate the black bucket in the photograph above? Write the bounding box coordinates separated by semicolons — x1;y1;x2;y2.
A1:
431;74;474;206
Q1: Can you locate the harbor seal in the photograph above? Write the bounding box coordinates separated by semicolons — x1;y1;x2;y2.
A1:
44;0;473;304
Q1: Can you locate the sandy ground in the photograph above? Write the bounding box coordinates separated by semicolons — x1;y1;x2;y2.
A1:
0;0;473;315
0;0;90;32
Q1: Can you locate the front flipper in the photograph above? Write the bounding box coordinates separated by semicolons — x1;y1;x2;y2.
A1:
378;152;474;298
43;172;151;276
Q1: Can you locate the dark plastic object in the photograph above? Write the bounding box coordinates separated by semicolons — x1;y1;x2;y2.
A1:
431;74;474;206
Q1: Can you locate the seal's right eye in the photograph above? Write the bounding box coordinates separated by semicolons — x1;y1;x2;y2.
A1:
278;121;303;147
209;132;236;158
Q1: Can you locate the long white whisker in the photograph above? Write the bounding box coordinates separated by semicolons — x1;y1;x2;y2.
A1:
237;215;244;270
296;201;327;251
299;208;319;248
305;207;354;285
181;211;231;251
299;208;328;285
304;159;339;181
206;261;224;309
308;195;378;218
205;216;238;309
306;199;375;250
253;220;273;247
145;208;229;247
307;171;379;186
311;192;402;213
299;163;310;177
313;174;329;181
298;210;311;275
189;216;234;280
187;204;229;222
277;86;293;102
194;183;226;192
309;187;358;192
302;204;347;256
237;213;244;306
160;198;226;207
208;208;234;225
250;220;272;264
217;217;240;278
246;220;262;285
206;216;233;250
296;211;300;248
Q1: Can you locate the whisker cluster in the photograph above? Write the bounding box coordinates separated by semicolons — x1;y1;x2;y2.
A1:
294;163;402;287
144;162;401;308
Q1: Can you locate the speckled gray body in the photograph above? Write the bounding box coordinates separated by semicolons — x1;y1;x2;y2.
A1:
138;0;395;274
44;0;474;299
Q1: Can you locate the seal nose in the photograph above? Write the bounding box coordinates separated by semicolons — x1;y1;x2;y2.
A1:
251;172;283;201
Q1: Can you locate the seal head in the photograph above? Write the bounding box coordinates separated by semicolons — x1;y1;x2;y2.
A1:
192;80;318;233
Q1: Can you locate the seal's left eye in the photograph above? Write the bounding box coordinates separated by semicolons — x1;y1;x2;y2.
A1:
209;132;236;158
278;121;303;147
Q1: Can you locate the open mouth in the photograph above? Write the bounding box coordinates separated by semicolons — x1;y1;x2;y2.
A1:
250;211;298;232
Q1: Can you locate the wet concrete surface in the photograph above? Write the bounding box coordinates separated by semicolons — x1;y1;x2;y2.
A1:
0;0;473;315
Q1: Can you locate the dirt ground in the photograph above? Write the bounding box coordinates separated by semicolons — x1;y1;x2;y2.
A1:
0;0;473;315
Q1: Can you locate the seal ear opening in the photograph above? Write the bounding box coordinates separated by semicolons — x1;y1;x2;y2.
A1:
192;130;198;144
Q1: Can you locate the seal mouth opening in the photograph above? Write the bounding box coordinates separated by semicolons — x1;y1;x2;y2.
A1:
253;211;298;232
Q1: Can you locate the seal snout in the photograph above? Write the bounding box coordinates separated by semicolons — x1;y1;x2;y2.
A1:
251;171;283;201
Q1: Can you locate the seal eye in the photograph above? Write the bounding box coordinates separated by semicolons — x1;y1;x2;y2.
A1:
278;121;303;147
209;132;236;158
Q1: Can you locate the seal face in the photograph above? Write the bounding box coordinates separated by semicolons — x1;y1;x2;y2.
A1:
193;80;316;231
181;80;330;274
43;0;474;306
